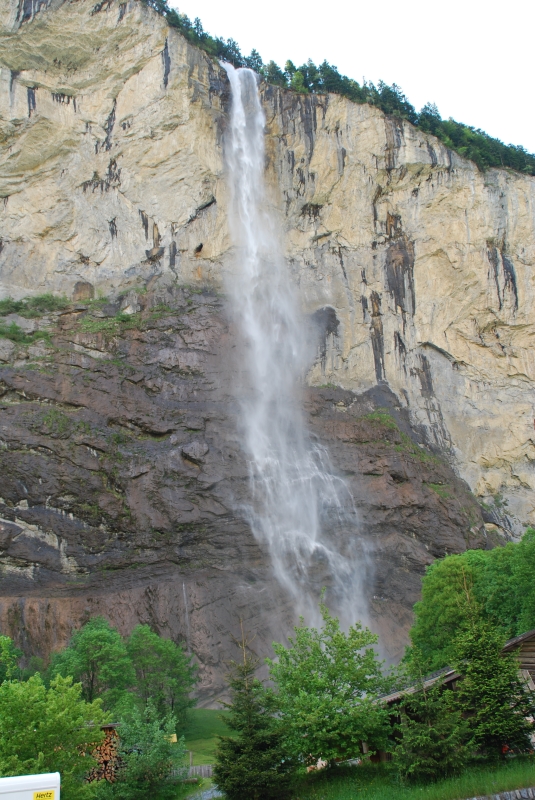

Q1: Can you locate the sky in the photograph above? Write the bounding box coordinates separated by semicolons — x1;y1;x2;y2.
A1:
170;0;535;153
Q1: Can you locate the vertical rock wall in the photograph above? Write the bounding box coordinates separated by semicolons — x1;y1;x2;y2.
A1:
0;0;534;689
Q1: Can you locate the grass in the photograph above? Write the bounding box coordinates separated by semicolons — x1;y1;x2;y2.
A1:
41;407;71;435
0;293;69;317
183;708;231;766
360;409;438;464
363;409;399;430
426;482;452;500
0;320;51;345
78;312;143;335
294;758;535;800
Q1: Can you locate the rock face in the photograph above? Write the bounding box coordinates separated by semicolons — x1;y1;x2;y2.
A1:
0;0;533;694
0;288;486;696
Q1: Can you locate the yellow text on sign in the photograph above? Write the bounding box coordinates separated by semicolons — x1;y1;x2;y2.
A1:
33;792;55;800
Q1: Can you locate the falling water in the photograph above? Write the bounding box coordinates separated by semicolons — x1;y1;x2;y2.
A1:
182;582;191;652
222;64;367;623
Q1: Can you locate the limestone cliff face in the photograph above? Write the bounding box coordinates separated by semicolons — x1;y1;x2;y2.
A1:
0;0;534;692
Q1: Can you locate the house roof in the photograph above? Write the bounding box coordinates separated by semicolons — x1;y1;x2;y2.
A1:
502;628;535;652
379;668;460;706
380;628;535;707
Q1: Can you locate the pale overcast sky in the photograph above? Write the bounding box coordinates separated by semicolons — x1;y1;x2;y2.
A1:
171;0;535;153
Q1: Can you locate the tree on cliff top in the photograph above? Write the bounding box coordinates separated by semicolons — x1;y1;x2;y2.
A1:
140;0;535;175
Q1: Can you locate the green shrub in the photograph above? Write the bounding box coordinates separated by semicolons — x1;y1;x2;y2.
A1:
50;617;135;709
268;601;391;764
408;528;535;669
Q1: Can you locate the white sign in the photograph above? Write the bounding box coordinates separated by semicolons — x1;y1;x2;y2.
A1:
0;773;60;800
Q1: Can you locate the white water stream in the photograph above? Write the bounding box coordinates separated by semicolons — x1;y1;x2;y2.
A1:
222;64;366;623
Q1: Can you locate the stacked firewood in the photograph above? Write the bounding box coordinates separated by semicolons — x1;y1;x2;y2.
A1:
87;725;120;783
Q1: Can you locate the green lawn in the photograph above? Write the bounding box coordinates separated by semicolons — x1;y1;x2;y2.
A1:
182;708;231;766
294;758;535;800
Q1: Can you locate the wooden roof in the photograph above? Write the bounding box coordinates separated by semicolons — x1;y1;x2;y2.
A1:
502;628;535;652
380;628;535;706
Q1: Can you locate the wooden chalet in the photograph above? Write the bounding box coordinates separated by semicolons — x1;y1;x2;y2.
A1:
367;628;535;761
503;628;535;683
380;627;535;709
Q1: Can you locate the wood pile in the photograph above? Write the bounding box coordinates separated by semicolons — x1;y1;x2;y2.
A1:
87;725;120;783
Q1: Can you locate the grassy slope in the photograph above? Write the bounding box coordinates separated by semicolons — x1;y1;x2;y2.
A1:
295;759;535;800
183;708;231;766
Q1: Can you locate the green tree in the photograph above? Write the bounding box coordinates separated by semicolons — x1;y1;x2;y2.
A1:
453;615;535;760
0;674;108;799
127;625;195;723
409;528;535;670
290;71;308;94
245;49;263;73
268;602;390;764
142;0;535;175
214;628;294;800
393;650;469;781
97;704;184;800
263;60;287;87
0;635;21;682
51;617;135;709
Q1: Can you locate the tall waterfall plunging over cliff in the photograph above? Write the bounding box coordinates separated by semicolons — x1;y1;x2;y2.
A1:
222;64;366;621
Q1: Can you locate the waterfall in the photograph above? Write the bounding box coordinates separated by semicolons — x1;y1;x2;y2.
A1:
183;582;191;652
222;64;367;624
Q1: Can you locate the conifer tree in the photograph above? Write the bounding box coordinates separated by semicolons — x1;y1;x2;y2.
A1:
452;601;535;759
213;626;294;800
393;649;469;781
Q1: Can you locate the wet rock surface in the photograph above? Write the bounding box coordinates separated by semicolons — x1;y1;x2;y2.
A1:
0;286;487;698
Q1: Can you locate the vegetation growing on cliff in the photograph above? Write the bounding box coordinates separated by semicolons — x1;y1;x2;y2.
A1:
141;0;535;176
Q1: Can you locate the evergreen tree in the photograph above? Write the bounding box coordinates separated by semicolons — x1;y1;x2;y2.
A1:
213;627;294;800
245;49;264;74
263;60;287;87
452;614;535;759
393;650;469;781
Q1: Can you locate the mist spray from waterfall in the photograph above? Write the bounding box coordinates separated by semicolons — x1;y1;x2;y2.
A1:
222;64;367;624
